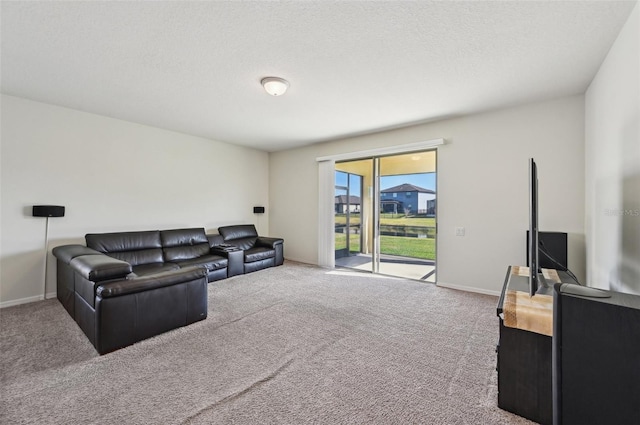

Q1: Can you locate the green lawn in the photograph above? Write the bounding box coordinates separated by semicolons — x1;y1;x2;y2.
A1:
335;233;435;260
335;213;435;227
335;233;361;252
335;214;361;226
335;213;436;260
379;214;435;227
381;236;435;260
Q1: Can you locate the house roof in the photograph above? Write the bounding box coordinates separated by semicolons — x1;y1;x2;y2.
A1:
334;195;361;205
381;184;435;194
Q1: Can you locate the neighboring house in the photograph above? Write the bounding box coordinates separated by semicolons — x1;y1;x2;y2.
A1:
380;183;436;215
335;195;361;213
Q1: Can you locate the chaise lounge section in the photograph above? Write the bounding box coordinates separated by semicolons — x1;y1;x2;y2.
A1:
53;227;228;354
52;225;284;354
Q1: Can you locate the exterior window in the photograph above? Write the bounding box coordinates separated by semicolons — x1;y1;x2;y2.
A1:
406;192;412;198
392;193;397;197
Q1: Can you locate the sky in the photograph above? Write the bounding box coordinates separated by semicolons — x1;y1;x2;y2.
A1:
335;172;436;195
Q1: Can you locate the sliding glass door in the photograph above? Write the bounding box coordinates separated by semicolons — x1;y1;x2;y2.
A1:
377;152;437;281
335;151;437;282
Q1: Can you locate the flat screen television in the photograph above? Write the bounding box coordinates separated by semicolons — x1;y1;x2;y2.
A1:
528;158;551;296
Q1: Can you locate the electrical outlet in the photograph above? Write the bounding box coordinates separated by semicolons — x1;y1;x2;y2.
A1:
455;227;465;236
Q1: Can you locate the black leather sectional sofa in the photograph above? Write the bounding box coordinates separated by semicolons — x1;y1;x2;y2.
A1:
53;225;283;354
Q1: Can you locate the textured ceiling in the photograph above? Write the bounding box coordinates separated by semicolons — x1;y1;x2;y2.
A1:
1;1;636;152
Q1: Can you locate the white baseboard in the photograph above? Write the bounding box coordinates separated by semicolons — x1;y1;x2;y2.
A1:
283;257;316;266
0;292;57;309
437;281;501;297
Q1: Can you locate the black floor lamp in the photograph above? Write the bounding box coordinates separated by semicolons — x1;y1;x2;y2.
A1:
32;205;65;300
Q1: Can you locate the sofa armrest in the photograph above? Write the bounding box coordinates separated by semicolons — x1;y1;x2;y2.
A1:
257;237;284;266
96;266;207;298
69;254;132;282
52;244;102;264
256;237;284;249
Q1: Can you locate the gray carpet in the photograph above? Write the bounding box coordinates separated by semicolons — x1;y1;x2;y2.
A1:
0;261;533;424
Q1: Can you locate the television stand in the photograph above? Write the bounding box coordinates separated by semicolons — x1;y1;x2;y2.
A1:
495;265;569;425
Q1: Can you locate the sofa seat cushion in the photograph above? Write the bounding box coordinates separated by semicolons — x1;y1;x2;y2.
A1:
244;247;275;263
132;262;180;277
174;255;228;272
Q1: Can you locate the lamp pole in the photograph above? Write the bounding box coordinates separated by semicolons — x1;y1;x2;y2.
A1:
42;216;50;300
32;205;65;300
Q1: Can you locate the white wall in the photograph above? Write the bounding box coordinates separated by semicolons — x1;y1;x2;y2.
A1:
0;95;269;306
585;3;640;295
270;96;586;295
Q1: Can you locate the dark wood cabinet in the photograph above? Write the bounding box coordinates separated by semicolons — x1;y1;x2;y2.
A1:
497;316;552;424
498;266;640;425
496;266;557;425
553;285;640;424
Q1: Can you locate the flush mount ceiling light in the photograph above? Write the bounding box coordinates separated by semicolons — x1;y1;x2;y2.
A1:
261;77;289;96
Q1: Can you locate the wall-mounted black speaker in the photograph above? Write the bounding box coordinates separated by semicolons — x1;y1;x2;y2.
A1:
526;231;567;270
32;205;65;217
253;206;265;214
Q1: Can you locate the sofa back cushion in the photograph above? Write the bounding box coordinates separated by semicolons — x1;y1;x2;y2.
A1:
160;228;210;261
86;230;163;266
218;225;259;250
218;225;258;240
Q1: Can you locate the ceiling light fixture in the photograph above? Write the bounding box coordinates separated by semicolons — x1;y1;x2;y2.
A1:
261;77;289;96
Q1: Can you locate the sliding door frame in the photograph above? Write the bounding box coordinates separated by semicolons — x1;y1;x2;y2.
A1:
373;157;380;274
316;138;444;268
